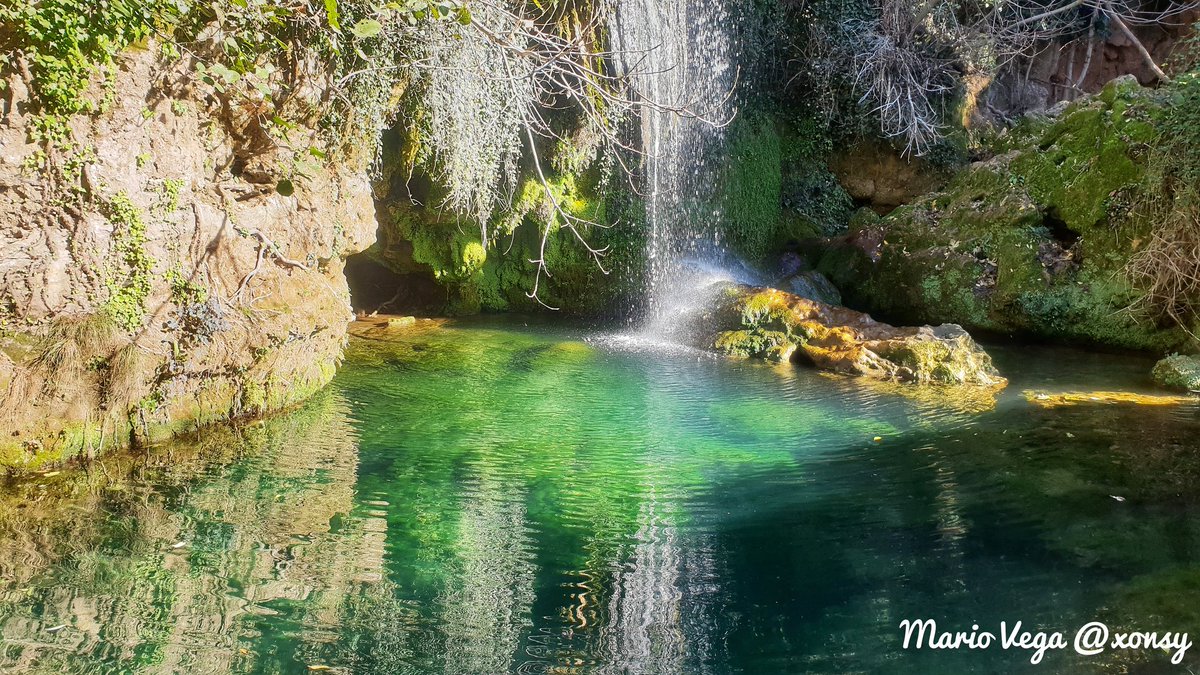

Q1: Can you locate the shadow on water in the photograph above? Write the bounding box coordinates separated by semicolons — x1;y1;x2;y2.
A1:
0;319;1198;674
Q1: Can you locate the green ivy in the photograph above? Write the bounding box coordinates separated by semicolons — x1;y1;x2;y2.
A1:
100;192;155;333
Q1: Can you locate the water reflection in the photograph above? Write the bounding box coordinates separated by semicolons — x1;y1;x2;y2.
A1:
0;392;366;673
0;322;1199;674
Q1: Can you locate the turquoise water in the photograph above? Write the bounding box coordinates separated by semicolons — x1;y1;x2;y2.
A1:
2;320;1200;673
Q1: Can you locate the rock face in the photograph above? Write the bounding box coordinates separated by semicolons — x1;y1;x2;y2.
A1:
812;77;1192;353
0;48;376;467
1152;355;1200;392
972;8;1200;123
706;284;1006;387
828;138;949;213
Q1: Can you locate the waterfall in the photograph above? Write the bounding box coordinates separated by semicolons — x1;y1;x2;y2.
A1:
612;0;753;342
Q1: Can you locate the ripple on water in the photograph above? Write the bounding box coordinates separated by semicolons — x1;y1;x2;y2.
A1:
2;321;1200;674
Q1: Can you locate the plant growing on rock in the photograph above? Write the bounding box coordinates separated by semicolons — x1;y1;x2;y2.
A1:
388;0;724;308
786;0;1200;155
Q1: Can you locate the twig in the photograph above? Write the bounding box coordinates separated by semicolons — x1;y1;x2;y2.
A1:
1104;2;1171;83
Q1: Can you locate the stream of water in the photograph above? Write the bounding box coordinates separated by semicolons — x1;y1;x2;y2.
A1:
1;320;1199;674
612;0;751;340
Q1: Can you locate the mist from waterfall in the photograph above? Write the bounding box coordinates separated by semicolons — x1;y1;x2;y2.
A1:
612;0;754;343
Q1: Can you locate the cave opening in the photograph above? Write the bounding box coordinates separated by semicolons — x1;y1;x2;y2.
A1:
344;252;444;316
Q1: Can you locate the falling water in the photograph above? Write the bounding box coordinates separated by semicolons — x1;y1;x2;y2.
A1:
612;0;752;342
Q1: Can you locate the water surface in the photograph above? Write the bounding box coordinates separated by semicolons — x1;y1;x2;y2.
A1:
1;320;1199;674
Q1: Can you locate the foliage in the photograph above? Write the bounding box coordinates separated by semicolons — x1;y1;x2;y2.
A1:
1124;68;1200;332
100;192;154;333
158;178;184;214
777;114;853;240
0;0;173;115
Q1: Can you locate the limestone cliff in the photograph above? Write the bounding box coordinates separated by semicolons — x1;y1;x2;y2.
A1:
0;47;376;468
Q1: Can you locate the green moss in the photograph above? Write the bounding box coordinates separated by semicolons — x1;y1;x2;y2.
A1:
377;153;643;316
1007;95;1150;233
818;81;1189;352
1106;565;1200;641
713;329;788;358
719;113;783;261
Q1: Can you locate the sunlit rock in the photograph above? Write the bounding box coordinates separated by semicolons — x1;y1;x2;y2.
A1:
1025;389;1196;407
705;284;1006;387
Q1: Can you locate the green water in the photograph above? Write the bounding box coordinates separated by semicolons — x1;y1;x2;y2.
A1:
2;320;1200;674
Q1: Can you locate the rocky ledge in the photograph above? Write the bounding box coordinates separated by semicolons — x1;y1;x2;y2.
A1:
704;284;1006;387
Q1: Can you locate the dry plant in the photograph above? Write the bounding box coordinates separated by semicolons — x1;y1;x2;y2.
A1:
0;313;152;428
1125;187;1200;336
357;0;731;308
792;0;1200;155
842;3;960;155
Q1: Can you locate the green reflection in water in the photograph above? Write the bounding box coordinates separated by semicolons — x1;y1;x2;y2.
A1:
1;320;1200;674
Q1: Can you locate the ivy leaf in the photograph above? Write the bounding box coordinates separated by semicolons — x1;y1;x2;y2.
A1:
323;0;341;31
352;18;382;39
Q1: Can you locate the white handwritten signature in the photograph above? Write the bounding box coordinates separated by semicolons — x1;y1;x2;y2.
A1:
899;619;1192;665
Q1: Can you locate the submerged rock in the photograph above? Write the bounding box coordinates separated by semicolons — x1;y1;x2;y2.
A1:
706;284;1006;387
1025;389;1196;407
1151;355;1200;392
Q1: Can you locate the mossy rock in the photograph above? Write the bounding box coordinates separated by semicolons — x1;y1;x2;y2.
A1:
814;80;1189;353
705;284;1005;387
1151;355;1200;392
372;164;644;316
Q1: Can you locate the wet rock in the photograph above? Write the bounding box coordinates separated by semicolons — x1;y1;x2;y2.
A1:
706;284;1006;387
785;270;842;306
1152;355;1200;392
777;251;809;277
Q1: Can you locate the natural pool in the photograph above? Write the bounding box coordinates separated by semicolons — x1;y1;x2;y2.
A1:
1;319;1199;674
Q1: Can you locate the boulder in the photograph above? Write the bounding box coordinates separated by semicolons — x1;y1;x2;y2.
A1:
706;284;1006;387
1152;355;1200;392
785;270;842;306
